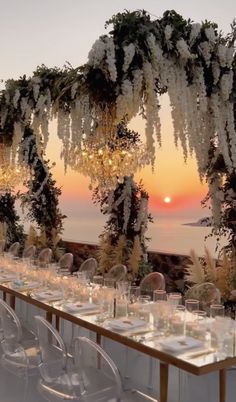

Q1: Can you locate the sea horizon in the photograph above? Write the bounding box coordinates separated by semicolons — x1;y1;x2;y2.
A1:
60;215;228;258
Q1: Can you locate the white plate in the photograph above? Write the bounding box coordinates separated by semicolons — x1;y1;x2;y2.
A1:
108;319;147;331
0;274;17;283
33;291;62;301
63;302;98;313
159;336;204;353
11;281;39;291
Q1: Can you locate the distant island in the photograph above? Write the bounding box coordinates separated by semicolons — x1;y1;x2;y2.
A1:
182;217;212;227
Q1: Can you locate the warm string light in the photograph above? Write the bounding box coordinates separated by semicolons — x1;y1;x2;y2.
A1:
0;144;29;192
69;134;149;189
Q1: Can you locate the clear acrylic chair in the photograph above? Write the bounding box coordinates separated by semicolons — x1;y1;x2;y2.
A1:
140;272;165;299
106;264;127;282
34;315;79;401
73;336;158;401
58;253;74;275
0;239;5;254
79;258;97;281
185;282;221;313
38;248;52;268
23;245;36;260
0;299;39;401
8;241;20;257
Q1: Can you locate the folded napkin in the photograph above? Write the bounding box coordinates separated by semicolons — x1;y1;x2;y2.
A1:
159;336;203;353
0;274;17;283
11;281;39;291
62;302;98;313
33;290;62;301
108;318;146;331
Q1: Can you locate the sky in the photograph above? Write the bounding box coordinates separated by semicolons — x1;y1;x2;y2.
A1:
0;0;235;242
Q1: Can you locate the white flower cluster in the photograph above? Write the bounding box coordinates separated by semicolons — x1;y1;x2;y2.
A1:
104;37;117;82
123;43;136;72
88;38;106;67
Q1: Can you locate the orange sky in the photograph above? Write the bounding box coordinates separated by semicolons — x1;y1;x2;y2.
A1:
46;93;208;221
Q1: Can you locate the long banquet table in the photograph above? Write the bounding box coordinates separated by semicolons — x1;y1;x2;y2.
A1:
0;282;236;402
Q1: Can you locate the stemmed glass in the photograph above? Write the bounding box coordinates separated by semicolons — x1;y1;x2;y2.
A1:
127;286;140;317
211;317;233;359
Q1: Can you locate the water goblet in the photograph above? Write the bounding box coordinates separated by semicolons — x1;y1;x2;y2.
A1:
152;301;172;336
185;299;200;313
92;275;104;287
137;295;151;322
193;310;207;321
153;290;167;302
210;304;225;318
104;278;116;288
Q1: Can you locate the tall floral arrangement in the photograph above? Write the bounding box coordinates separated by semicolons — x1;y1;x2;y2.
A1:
93;174;152;279
20;125;66;252
0;192;25;248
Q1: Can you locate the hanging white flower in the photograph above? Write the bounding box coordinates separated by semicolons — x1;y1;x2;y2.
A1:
199;41;212;66
123;43;136;72
20;97;29;117
71;82;79;99
33;84;40;102
189;23;201;44
226;46;235;67
211;61;221;84
116;79;134;121
217;44;227;67
220;71;233;101
13;89;21;109
88;38;106;67
164;24;173;41
105;37;117;82
176;38;193;61
205;27;216;43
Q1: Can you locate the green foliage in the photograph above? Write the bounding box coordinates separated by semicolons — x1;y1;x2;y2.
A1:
135;260;153;284
20;126;66;250
0;192;25;247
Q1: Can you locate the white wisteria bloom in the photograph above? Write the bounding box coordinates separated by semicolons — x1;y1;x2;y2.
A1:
212;61;221;84
164;24;173;41
205;27;217;42
116;79;134;121
217;44;227;67
13;89;20;109
176;38;193;61
199;41;212;66
226;46;235;67
20;97;29;117
123;43;136;72
189;23;201;44
33;84;40;102
71;82;79;99
220;71;233;101
105;37;117;82
88;38;106;67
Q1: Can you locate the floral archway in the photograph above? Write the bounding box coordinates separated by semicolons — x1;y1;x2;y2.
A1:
0;10;235;255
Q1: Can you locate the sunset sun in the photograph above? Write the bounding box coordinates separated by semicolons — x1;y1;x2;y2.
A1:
163;196;172;204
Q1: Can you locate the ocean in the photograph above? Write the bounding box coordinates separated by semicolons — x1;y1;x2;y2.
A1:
62;216;228;258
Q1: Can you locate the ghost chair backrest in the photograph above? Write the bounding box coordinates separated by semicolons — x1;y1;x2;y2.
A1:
59;253;74;275
8;242;20;257
185;282;221;312
38;248;52;268
140;272;166;299
23;245;36;260
73;336;122;401
79;258;98;280
106;264;127;282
